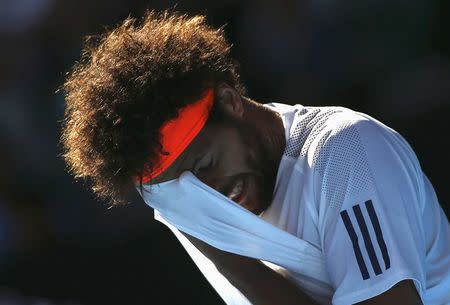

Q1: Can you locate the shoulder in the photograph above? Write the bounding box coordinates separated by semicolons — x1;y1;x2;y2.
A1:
308;106;413;175
309;107;424;221
306;107;387;174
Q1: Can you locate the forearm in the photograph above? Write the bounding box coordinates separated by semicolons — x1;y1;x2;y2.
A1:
217;253;320;305
184;234;320;305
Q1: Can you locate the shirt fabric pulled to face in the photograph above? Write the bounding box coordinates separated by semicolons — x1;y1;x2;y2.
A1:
139;103;450;305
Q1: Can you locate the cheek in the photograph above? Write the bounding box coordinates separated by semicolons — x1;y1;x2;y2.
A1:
239;126;266;168
217;133;253;173
218;150;249;177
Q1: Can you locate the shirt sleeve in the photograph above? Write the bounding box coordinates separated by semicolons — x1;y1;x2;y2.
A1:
313;114;427;305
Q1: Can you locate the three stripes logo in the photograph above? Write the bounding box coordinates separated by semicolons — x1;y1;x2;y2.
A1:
340;200;391;280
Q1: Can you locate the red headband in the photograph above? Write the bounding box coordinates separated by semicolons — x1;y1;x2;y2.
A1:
139;88;214;184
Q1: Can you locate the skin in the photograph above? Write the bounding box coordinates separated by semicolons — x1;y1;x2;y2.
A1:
150;82;423;305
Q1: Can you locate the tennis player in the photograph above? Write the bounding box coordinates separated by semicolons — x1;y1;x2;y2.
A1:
61;11;450;305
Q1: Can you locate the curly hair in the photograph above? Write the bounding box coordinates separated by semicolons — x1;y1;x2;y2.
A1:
61;10;245;205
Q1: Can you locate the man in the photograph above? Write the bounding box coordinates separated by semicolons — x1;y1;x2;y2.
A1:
61;11;450;304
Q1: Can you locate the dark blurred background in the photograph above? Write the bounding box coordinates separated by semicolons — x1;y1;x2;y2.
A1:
0;0;449;304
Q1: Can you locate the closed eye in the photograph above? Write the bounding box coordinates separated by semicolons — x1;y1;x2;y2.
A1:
192;155;214;175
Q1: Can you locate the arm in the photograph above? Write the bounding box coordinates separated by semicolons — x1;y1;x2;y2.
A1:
184;233;321;305
357;280;423;305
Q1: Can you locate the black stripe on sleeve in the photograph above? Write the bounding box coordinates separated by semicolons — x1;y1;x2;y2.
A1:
353;204;382;276
340;210;370;280
365;200;391;270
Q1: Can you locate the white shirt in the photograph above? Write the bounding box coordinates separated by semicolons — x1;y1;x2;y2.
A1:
262;102;450;304
156;103;450;304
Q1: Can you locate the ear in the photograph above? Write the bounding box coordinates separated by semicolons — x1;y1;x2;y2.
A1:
215;82;244;119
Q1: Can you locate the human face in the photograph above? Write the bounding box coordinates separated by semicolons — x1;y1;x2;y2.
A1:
148;83;285;214
150;114;278;215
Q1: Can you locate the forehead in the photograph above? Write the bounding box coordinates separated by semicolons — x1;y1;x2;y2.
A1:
145;123;216;184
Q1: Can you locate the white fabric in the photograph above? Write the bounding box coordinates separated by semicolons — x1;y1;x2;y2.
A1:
139;103;450;305
155;215;252;305
140;170;332;304
296;106;450;305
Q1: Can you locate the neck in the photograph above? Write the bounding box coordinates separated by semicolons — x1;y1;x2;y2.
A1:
241;97;286;166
